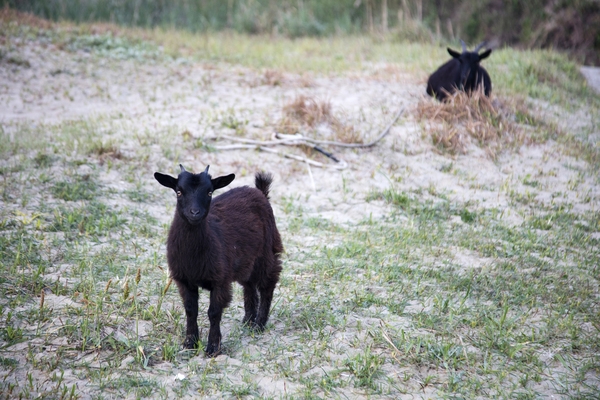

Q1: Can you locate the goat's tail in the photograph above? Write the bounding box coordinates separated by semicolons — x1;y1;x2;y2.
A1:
255;172;273;200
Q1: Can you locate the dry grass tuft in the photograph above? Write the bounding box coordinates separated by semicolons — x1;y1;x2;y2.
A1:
416;89;528;158
262;69;285;86
295;74;315;88
277;95;360;144
89;140;124;165
283;95;333;127
368;64;412;82
250;70;314;88
429;122;463;154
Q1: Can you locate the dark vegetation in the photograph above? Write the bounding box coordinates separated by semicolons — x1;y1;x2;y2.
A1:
2;0;599;64
154;166;283;356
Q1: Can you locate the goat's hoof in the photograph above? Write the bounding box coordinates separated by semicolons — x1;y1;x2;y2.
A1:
242;319;256;330
242;318;259;330
205;343;221;357
182;336;199;349
246;321;266;332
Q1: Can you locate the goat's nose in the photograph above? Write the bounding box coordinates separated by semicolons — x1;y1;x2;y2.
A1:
190;208;201;216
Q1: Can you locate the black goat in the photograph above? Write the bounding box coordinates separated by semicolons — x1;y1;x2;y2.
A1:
154;165;283;356
426;40;492;101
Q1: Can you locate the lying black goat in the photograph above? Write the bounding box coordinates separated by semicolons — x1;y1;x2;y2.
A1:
427;40;492;101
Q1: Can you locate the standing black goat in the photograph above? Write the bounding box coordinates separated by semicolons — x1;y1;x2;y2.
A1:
426;40;492;101
154;165;283;357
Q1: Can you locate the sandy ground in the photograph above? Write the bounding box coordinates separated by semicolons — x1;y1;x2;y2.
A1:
1;33;599;398
581;66;600;94
2;38;598;225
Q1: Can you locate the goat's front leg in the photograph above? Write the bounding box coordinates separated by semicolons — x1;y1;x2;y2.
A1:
206;285;232;357
177;281;199;349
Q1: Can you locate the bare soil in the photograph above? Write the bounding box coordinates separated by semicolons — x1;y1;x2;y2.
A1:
581;66;600;94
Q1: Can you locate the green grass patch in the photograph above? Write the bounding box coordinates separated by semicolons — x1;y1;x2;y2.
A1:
48;201;126;236
51;178;98;201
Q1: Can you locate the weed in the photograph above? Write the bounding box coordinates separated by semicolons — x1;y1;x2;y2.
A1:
51;178;98;201
48;201;125;236
344;346;384;389
0;357;19;367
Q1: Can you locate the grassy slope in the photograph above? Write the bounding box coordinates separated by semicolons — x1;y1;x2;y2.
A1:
0;16;599;399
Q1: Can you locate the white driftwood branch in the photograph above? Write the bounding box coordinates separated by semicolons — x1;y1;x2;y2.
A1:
211;107;405;170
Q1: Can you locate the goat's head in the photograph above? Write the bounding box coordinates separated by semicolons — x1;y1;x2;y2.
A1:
447;40;492;90
154;165;235;225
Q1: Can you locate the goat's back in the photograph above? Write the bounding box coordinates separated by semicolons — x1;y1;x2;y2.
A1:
208;185;281;276
426;59;460;100
211;186;271;223
213;183;280;239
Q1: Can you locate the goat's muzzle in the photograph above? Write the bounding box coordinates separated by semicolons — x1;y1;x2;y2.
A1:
180;208;206;226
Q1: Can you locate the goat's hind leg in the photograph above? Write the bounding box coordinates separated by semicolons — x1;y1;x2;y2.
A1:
242;282;259;326
255;263;281;332
255;283;276;332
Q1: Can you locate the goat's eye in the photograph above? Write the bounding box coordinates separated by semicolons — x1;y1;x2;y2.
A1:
176;190;182;197
208;191;213;197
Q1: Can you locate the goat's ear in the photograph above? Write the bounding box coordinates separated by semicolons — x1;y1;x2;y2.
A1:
154;172;178;190
448;48;461;58
479;49;492;60
211;174;235;191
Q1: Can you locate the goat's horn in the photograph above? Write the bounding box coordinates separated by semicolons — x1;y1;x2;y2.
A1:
179;164;186;172
474;41;487;52
204;165;210;174
460;39;467;52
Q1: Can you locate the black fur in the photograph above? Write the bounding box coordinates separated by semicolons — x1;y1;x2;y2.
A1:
154;165;283;357
427;40;492;101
